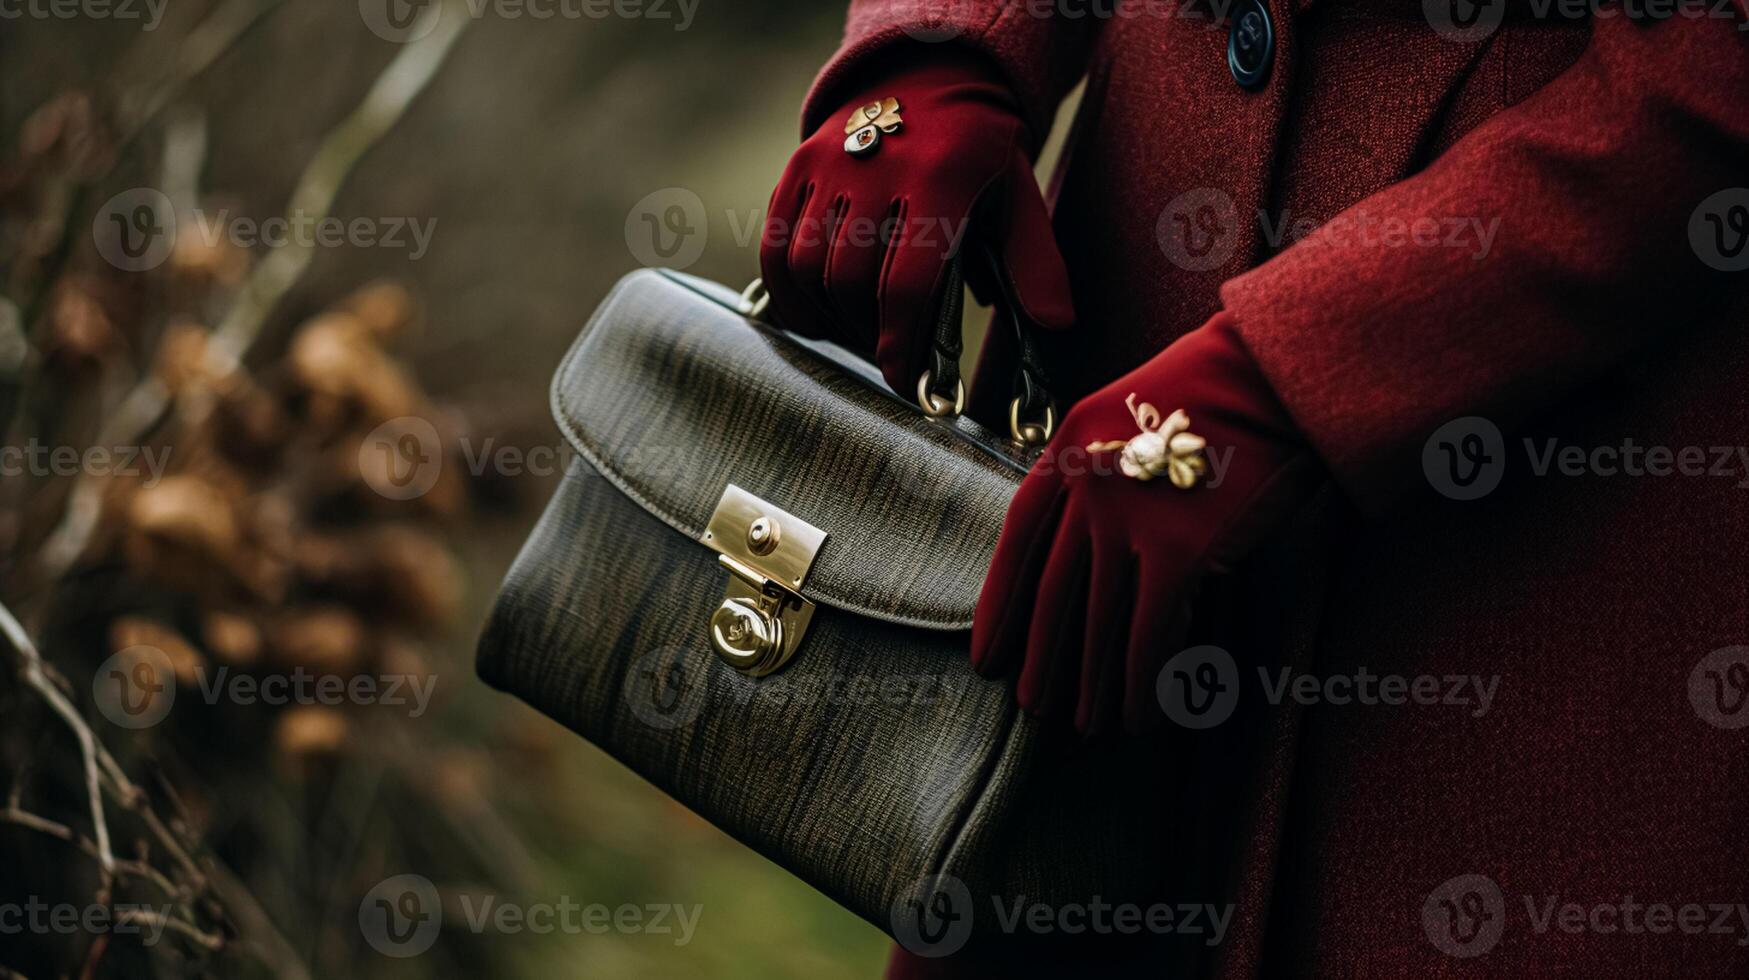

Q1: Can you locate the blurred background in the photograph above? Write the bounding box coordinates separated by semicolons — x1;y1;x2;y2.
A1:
0;0;908;975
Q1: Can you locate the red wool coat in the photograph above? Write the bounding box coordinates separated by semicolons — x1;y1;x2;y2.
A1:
798;3;1749;978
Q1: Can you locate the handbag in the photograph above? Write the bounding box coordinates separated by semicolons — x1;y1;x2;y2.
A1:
474;266;1189;943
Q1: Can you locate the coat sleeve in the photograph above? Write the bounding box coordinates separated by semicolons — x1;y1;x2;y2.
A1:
1219;15;1749;513
799;1;1100;150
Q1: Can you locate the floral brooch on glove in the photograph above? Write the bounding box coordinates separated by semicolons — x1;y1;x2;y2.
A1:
1087;394;1208;489
844;97;902;156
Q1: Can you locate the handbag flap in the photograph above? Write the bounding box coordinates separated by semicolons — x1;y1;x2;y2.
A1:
548;269;1031;630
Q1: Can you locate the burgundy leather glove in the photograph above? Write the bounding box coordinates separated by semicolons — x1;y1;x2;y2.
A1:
970;312;1320;735
760;51;1073;395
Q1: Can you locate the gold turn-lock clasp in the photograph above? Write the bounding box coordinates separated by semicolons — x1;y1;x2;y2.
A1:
700;485;826;676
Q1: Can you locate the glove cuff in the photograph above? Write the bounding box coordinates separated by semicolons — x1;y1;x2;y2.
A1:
1154;310;1317;564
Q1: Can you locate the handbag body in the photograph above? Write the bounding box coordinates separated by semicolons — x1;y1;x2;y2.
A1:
476;268;1180;937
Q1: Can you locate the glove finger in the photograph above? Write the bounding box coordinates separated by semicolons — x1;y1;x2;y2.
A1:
993;147;1073;331
759;172;825;338
970;475;1067;677
1074;544;1138;737
825;195;897;354
1127;603;1194;735
1119;562;1198;735
1016;499;1092;721
875;196;956;395
787;182;846;340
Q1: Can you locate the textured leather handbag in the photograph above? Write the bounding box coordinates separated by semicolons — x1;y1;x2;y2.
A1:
475;267;1187;940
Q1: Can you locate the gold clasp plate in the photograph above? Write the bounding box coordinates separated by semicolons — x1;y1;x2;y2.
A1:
701;485;826;676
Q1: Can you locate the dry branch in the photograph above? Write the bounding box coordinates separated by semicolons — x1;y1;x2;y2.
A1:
36;2;472;584
0;600;114;879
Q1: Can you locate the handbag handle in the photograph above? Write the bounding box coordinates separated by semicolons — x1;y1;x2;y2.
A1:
740;244;1056;446
913;243;1056;446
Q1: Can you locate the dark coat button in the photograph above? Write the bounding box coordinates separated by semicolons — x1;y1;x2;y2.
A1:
1228;0;1274;90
